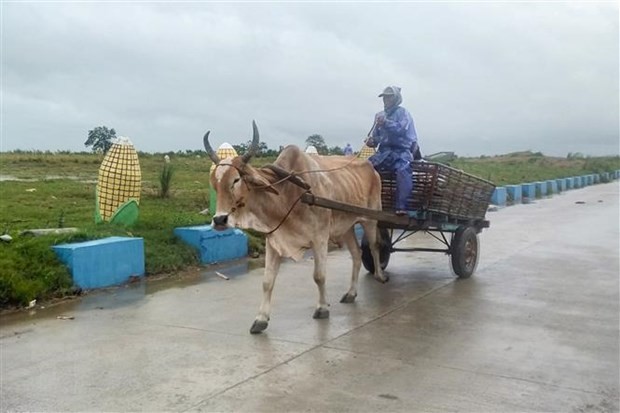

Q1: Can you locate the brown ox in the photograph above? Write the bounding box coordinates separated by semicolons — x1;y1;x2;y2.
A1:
204;121;386;334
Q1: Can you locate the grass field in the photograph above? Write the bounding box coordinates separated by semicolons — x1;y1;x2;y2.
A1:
1;150;618;309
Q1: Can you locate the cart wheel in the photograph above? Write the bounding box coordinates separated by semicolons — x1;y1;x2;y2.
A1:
361;227;391;273
451;226;479;278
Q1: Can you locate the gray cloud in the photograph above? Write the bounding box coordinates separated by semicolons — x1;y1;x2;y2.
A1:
2;2;618;156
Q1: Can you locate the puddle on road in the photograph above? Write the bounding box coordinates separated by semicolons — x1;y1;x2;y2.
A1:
0;258;264;328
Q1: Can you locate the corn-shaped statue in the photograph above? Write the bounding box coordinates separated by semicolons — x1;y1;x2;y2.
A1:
209;143;238;214
95;137;141;225
358;143;377;160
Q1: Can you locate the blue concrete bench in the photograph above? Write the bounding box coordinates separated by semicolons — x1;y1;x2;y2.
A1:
522;183;536;201
174;225;248;264
491;187;507;206
506;185;522;204
556;179;566;192
52;237;145;289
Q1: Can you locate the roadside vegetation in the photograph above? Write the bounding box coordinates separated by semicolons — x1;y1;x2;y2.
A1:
1;150;618;309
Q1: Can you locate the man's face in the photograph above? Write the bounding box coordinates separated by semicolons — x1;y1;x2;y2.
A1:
383;94;397;107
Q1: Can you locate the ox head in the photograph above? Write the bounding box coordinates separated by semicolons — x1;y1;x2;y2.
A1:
204;121;278;231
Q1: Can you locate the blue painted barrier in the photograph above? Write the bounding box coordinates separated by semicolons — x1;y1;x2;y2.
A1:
354;224;365;242
546;180;557;194
573;177;581;188
491;187;507;206
556;179;566;191
522;183;536;200
586;175;593;185
506;185;522;204
535;181;547;197
593;174;599;184
175;225;248;264
580;176;587;187
52;237;145;289
565;178;573;189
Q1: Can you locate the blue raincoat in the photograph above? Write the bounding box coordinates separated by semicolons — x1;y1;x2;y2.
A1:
366;86;418;211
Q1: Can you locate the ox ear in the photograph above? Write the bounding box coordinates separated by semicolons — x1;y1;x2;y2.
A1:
244;173;279;195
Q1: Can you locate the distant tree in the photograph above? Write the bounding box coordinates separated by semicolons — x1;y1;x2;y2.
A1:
241;140;270;157
257;141;268;156
306;134;328;155
265;148;280;157
328;146;343;155
233;143;248;155
567;152;584;160
85;126;116;154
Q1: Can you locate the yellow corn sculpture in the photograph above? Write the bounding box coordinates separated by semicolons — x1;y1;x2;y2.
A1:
95;138;141;225
209;143;238;175
209;143;238;214
358;143;377;160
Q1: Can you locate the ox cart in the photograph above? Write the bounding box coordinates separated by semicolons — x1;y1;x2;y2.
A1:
271;161;495;279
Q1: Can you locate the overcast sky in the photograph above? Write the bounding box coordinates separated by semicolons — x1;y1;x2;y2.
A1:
1;2;618;157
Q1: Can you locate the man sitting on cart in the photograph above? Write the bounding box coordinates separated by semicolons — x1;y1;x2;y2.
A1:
365;85;420;216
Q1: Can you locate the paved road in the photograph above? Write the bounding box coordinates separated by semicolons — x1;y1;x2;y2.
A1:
1;182;618;412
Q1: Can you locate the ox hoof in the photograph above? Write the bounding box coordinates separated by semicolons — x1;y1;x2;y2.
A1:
250;320;269;334
313;308;330;319
374;274;389;284
340;293;357;304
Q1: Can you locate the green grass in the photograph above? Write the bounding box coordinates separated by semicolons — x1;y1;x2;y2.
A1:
0;150;618;308
449;152;619;186
0;152;273;308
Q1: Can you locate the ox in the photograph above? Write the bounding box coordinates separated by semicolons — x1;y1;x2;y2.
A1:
204;121;386;334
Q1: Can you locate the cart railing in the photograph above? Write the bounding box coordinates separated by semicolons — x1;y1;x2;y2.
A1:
380;161;495;221
265;160;494;230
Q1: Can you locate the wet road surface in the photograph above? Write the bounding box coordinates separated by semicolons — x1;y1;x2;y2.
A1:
1;182;618;412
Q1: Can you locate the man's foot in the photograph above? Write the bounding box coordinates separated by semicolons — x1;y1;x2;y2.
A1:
395;210;408;216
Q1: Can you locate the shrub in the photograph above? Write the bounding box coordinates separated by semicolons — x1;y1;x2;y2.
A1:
159;164;174;198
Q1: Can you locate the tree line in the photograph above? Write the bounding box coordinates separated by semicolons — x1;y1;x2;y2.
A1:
84;126;347;157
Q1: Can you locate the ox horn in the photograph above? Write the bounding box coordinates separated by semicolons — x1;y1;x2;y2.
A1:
241;120;260;164
203;131;221;165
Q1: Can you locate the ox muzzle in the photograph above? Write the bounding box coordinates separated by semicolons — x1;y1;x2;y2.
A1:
212;214;229;230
